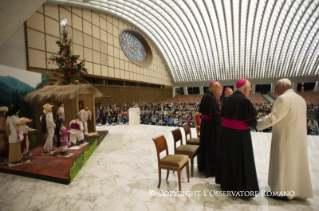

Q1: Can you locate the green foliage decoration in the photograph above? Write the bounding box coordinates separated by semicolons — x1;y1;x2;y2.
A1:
28;132;37;149
69;139;98;182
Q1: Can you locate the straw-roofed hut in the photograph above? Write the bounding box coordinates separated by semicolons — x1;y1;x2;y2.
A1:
24;84;103;143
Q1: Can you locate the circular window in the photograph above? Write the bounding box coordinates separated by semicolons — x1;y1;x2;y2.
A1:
119;30;153;68
121;32;146;61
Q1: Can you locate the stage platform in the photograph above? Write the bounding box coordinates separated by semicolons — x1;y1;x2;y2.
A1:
0;131;108;184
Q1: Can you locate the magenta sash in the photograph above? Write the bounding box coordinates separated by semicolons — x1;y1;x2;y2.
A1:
222;118;249;130
201;114;212;120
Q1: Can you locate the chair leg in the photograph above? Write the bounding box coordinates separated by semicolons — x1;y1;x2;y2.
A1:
166;170;169;180
186;161;189;183
177;170;181;191
158;168;161;188
191;157;194;177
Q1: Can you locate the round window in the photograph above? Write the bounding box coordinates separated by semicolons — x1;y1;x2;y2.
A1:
120;32;146;61
119;30;153;68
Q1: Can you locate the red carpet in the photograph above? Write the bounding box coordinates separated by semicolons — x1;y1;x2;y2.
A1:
0;130;108;184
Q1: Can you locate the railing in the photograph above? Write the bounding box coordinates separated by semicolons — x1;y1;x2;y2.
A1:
261;93;271;103
267;92;277;100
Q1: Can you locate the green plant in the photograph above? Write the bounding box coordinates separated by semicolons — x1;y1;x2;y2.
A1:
28;132;37;149
69;139;98;182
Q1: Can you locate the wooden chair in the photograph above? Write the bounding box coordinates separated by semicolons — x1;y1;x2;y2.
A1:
171;128;199;177
193;112;201;138
152;135;189;191
183;123;200;145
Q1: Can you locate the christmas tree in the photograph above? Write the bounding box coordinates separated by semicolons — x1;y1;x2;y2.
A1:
47;21;89;86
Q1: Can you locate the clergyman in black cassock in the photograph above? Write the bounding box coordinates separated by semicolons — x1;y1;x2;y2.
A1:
198;80;222;177
216;79;259;196
220;87;233;108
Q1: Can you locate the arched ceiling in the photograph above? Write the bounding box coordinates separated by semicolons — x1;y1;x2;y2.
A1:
50;0;319;84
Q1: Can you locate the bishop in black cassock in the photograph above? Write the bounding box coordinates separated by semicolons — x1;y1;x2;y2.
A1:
198;80;222;177
216;79;259;196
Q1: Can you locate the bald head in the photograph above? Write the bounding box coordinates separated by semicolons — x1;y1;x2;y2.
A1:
224;88;233;97
237;80;251;97
209;81;222;97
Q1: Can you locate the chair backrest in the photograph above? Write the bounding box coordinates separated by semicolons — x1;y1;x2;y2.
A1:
152;135;168;162
171;128;183;154
193;112;201;137
193;112;201;127
182;123;191;140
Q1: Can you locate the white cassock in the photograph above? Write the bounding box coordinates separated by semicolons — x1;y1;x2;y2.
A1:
44;112;55;151
256;89;313;199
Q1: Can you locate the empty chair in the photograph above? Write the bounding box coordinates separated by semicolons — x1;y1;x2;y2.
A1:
183;123;199;145
171;128;199;177
152;135;189;191
193;112;201;138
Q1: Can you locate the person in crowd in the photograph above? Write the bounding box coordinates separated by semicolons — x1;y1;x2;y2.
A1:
102;107;107;125
122;113;128;124
112;111;117;125
198;80;222;177
168;116;174;126
257;78;313;199
6;104;32;163
187;117;194;127
19;118;36;157
106;107;111;125
173;116;179;127
0;106;8;163
107;110;113;125
216;79;259;196
69;113;85;146
43;103;56;154
96;109;101;126
308;118;318;135
56;102;65;120
98;104;104;125
79;105;92;133
117;112;123;125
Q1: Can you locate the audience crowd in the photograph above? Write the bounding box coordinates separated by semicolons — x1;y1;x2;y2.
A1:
95;91;319;135
96;101;199;127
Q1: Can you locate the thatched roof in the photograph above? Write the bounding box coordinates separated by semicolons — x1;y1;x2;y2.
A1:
24;84;103;103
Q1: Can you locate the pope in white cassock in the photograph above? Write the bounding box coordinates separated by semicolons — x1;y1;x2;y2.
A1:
256;78;313;199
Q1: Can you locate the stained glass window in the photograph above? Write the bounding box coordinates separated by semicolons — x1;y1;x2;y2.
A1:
120;32;146;61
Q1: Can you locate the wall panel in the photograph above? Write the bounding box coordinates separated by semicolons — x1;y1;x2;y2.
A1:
94;85;172;105
26;3;172;87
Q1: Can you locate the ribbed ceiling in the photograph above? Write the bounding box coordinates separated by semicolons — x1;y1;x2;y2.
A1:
51;0;319;83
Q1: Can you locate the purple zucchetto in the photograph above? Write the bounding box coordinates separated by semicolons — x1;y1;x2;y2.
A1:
236;79;247;88
210;80;217;85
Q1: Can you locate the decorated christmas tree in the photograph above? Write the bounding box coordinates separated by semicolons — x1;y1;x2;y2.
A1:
47;18;89;85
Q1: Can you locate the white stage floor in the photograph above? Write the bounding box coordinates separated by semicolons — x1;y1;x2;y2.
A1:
0;125;318;211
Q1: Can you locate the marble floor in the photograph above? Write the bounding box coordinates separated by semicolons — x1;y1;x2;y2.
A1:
0;125;318;211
